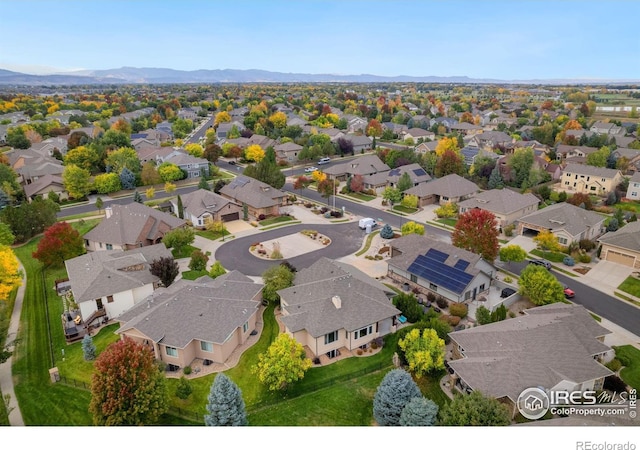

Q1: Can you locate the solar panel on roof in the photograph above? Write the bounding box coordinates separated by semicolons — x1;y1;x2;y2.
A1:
454;259;470;271
425;248;448;263
407;252;474;294
412;168;427;177
389;169;401;177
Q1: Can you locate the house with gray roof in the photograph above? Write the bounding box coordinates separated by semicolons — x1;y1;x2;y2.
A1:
466;131;513;149
5;148;63;185
612;147;640;174
560;163;623;196
65;243;172;327
401;127;435;142
342;134;373;153
323;154;390;181
219;176;288;219
273;141;303;163
403;173;479;206
278;257;400;361
516;202;605;245
590;121;625;136
387;234;495;304
458;189;539;231
83;202;186;252
23;174;67;202
363;163;431;194
163;150;210;179
597;221;640;269
171;189;242;228
448;303;613;418
115;271;263;370
625;171;640;200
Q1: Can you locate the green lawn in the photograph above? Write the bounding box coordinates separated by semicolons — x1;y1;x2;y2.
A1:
258;215;295;227
346;192;376;202
195;229;231;241
618;277;640;298
436;218;457;227
171;244;197;259
181;270;208;280
393;205;418;214
530;249;566;263
614;345;640;390
355;230;380;256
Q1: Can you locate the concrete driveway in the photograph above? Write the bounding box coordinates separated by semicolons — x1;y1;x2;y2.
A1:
583;260;635;293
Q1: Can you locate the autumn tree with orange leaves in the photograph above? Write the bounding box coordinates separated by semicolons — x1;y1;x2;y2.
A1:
451;208;499;262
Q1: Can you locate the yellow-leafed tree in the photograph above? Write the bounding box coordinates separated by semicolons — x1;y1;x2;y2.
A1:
268;111;287;129
435;137;460;157
0;245;22;301
311;170;326;183
245;144;265;163
214;111;231;126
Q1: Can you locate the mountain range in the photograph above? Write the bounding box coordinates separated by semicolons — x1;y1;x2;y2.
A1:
0;66;637;86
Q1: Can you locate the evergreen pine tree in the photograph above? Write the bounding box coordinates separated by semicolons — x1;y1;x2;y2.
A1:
82;334;97;361
133;190;143;203
119;167;136;190
399;397;439;426
373;369;422;426
198;177;210;190
204;373;248;426
488;165;504;189
177;195;184;219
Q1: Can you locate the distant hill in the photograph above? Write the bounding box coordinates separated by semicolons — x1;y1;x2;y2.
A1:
0;66;638;85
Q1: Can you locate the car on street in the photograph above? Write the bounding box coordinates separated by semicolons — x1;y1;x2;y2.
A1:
528;259;552;270
318;157;331;165
563;285;575;299
228;160;236;165
305;166;318;173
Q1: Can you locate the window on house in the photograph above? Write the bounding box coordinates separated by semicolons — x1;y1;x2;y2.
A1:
106;244;113;250
165;346;178;357
410;274;417;283
602;178;606;182
633;192;638;197
558;237;568;245
429;283;438;291
107;295;114;303
243;321;249;333
564;181;569;185
355;325;373;339
99;242;103;248
465;291;471;300
84;239;89;247
479;284;485;291
200;341;213;352
590;186;596;191
587;176;590;181
324;330;338;345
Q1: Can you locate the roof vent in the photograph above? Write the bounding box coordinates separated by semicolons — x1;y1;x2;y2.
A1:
332;295;342;309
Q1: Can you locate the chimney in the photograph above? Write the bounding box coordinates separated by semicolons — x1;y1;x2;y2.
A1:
105;206;113;219
332;295;342;309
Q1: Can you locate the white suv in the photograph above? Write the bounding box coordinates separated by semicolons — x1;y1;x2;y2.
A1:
318;157;331;165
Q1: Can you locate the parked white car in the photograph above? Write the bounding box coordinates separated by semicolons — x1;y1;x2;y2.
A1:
304;166;318;173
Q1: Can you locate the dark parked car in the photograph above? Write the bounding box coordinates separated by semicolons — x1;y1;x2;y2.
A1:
528;259;552;270
228;160;236;165
500;287;516;298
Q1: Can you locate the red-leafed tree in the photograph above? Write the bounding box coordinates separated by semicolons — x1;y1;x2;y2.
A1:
451;209;499;262
293;175;310;194
366;119;383;138
32;221;85;267
89;337;168;425
349;174;364;193
435;149;465;178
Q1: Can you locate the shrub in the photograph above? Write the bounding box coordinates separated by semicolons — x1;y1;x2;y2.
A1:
371;341;378;350
442;315;460;326
330;210;343;217
579;239;596;251
563;256;575;266
579;253;591;263
426;292;436;303
436;296;449;309
603;375;628;394
356;349;363;356
449;303;468;318
320;207;328;213
503;276;513;283
605;358;622;372
258;214;266;221
183;366;192;375
503;224;515;237
175;376;193;400
380;223;395;239
393;293;423;323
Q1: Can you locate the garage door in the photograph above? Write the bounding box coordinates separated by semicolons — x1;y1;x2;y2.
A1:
221;212;239;222
605;249;636;267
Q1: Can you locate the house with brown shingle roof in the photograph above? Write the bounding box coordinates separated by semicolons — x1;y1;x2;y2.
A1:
83;202;186;252
322;154;390;181
277;257;400;361
448;303;613;418
560;163;623;196
403;173;479;206
362;163;431;194
273;141;303;163
219;176;288;219
171;189;242;228
458;189;539;231
116;271;263;371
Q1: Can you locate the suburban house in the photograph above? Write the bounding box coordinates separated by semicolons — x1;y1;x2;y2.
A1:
65;243;173;328
414;141;438;154
516;202;605;245
612;147;640;174
273;142;303;163
556;145;599;163
457;189;540;231
449;122;482;136
362;163;431;194
387;234;495;304
342;134;373;153
83;202;186;252
115;271;263;371
401;127;435;142
171;189;242;227
216;121;246;140
219;176;289;219
322;154;390;181
344;115;368;133
403;173;479;206
163;150;210;179
277;257;400;361
466;131;513;150
625;172;640;200
448;303;613;418
590;121;625;136
5;148;64;185
560;164;624;196
597;221;640;269
23;174;67;202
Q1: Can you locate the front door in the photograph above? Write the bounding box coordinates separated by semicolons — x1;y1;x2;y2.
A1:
96;298;104;310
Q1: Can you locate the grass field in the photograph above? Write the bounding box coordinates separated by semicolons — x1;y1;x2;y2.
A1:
614;345;640;390
346;192;376;202
617;276;640;298
393;205;418;214
258;215;295;227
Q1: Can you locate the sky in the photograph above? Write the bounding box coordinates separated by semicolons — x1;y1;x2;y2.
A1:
1;0;639;81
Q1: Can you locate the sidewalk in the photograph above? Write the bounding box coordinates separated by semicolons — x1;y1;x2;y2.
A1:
0;260;26;426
